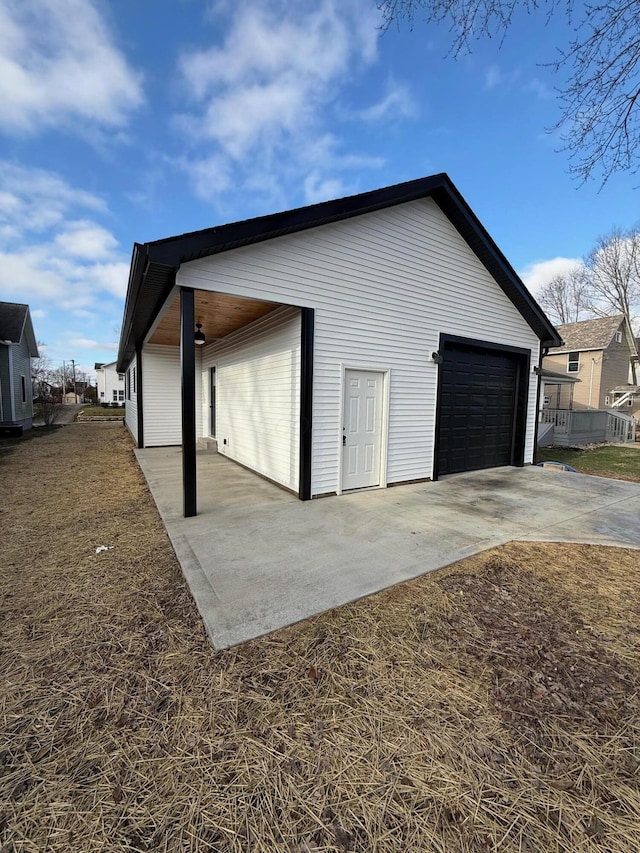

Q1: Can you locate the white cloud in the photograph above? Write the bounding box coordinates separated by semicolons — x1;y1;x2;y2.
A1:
91;262;130;299
66;337;116;352
68;337;101;349
0;0;143;134
303;171;351;205
519;257;583;296
484;64;521;92
0;161;105;235
175;0;392;206
357;81;416;123
0;162;128;316
525;77;553;100
485;65;504;90
54;221;119;260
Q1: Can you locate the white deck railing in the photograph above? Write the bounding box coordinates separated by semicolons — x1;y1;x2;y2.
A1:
541;409;636;444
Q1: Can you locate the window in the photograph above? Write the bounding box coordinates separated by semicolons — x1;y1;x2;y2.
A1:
567;351;580;372
119;390;124;401
100;391;104;398
113;389;124;402
126;369;131;400
21;375;26;403
133;366;136;394
117;372;125;381
615;331;622;343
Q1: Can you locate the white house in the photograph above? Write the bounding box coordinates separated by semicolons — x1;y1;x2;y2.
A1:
95;361;125;405
116;174;560;516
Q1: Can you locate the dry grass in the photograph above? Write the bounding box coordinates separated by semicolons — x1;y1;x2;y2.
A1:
1;424;640;852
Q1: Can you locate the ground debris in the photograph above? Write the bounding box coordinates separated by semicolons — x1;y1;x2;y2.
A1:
2;424;640;852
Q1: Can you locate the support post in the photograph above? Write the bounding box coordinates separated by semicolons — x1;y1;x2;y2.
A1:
180;287;197;517
299;307;314;501
136;342;144;448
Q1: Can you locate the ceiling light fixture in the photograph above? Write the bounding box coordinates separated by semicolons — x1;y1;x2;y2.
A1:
194;323;206;346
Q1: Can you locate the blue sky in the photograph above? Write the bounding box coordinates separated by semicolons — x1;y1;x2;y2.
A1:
0;0;636;377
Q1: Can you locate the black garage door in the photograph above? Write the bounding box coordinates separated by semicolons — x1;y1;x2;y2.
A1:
436;339;528;476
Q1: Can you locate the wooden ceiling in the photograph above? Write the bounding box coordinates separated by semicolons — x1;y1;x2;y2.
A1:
148;291;280;347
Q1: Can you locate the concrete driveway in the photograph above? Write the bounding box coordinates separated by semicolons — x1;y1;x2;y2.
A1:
135;448;640;648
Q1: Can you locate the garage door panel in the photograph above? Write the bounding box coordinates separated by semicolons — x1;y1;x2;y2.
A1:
437;341;524;476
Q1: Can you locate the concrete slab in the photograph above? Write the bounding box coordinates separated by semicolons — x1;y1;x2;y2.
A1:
135;448;640;648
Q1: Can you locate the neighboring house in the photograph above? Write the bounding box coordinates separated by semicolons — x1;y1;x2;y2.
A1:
0;302;39;433
543;315;639;412
116;173;560;517
95;361;125;405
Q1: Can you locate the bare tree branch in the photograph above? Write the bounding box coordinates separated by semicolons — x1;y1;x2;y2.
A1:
377;0;640;183
582;224;640;324
538;269;590;323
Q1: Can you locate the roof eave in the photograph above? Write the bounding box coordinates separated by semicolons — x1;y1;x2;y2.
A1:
117;173;562;364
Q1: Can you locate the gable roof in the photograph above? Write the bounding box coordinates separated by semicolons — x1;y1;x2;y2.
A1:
549;315;627;354
117;173;560;370
0;301;39;356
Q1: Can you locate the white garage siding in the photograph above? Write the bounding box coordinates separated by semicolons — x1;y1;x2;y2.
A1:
142;344;203;447
124;353;137;443
176;197;540;496
200;306;301;493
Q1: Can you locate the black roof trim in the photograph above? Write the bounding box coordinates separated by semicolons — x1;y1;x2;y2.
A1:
117;173;560;370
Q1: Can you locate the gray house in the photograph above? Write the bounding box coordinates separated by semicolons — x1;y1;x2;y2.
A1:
0;302;39;434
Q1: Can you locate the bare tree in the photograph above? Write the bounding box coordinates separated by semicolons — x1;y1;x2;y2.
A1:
538;269;589;324
31;342;52;399
378;0;640;183
30;344;65;426
583;225;640;326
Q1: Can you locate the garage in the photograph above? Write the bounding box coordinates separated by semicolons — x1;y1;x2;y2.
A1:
435;336;530;477
118;174;559;517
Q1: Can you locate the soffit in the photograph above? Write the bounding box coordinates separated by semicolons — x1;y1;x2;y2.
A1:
147;290;279;347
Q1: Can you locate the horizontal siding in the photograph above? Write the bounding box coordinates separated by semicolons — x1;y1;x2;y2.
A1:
0;348;12;420
12;340;33;423
142;345;202;447
178;197;541;495
124;354;137;444
201;306;300;492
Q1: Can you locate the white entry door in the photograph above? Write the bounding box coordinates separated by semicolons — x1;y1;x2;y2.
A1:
342;369;384;491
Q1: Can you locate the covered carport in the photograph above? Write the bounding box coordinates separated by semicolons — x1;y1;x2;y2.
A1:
117;241;315;517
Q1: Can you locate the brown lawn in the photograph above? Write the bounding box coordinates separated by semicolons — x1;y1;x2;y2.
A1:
1;424;639;852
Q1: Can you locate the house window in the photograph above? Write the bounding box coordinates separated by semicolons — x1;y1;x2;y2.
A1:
117;372;125;381
133;366;136;394
100;391;104;398
567;352;580;372
615;331;622;343
21;375;27;403
126;369;131;400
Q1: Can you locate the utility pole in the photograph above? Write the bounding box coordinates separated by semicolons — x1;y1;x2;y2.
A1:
71;359;78;404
